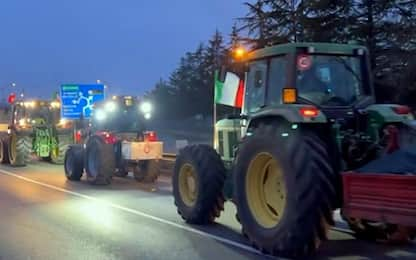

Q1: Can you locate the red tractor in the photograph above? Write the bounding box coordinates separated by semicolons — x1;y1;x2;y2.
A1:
64;96;163;185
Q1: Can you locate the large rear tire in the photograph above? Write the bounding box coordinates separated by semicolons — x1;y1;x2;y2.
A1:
173;145;226;224
8;133;31;167
64;146;84;181
85;137;115;185
0;138;10;164
133;160;160;183
51;134;73;164
233;123;338;258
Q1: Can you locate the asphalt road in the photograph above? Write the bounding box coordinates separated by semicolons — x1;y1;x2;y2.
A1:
1;161;415;260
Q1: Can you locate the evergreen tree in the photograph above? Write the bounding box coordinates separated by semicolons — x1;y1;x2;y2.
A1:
347;0;416;102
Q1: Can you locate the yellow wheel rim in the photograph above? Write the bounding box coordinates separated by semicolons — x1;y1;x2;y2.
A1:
51;146;59;160
178;163;198;207
246;152;287;228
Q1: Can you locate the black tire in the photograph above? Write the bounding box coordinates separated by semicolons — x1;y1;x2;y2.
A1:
85;136;115;185
133;160;160;183
0;138;10;164
8;133;31;167
64;146;84;181
173;145;226;224
233;122;337;258
51;134;73;164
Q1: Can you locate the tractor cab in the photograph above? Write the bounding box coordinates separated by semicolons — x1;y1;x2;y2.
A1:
90;96;152;136
242;43;372;114
11;99;69;130
13;100;51;128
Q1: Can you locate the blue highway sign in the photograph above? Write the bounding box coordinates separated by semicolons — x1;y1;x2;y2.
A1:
60;84;105;119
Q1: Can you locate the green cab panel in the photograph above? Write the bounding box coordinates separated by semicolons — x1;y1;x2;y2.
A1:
215;119;241;162
366;104;414;124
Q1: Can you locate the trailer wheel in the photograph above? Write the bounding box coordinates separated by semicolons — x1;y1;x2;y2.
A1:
346;218;416;243
51;134;72;164
133;160;160;183
173;145;226;224
8;133;31;167
85;137;115;185
233;123;337;258
0;138;10;164
65;146;84;181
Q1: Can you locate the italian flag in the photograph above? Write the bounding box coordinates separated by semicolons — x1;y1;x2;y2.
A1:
214;71;244;108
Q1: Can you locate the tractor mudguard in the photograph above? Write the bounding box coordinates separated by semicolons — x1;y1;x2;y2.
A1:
366;104;414;124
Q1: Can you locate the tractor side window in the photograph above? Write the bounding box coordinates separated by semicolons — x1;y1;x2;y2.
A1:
267;56;287;106
246;60;267;113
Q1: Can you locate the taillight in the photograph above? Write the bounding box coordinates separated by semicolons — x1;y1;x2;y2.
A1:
104;133;117;144
144;131;158;142
299;107;319;117
392;105;411;115
75;130;82;143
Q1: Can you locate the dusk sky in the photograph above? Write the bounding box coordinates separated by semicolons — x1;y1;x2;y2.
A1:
0;0;247;99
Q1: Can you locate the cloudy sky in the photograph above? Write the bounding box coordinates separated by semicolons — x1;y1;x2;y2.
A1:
0;0;247;99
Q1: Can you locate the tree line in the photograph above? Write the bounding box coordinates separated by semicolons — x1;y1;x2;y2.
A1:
147;0;416;120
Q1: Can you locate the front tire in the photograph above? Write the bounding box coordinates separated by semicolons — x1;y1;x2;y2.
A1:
65;145;84;181
8;133;31;167
85;137;115;185
173;145;226;224
233;123;337;258
0;138;10;164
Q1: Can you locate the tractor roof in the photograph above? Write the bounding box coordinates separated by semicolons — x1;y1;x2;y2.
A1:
248;42;368;61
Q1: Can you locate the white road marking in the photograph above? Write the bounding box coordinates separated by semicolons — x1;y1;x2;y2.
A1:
0;168;267;257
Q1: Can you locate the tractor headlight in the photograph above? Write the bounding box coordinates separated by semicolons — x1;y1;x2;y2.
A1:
140;102;152;114
50;101;61;109
95;109;106;121
144;113;151;120
105;101;117;112
59;119;67;125
19;119;26;126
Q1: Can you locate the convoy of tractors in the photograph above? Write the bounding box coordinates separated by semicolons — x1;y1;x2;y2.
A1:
1;42;416;258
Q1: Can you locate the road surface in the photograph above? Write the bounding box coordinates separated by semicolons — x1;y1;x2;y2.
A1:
0;161;415;260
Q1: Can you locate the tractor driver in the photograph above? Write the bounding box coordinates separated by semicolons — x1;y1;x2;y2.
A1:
297;63;330;94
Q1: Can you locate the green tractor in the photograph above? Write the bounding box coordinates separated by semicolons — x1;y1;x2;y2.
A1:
0;99;73;166
172;43;416;257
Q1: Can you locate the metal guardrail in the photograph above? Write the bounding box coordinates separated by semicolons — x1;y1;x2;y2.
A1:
162;153;177;161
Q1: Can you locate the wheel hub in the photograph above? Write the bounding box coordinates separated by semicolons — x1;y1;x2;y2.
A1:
178;163;198;207
246;152;287;228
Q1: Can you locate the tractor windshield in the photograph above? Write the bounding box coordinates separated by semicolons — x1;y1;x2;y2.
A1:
92;98;146;133
295;55;364;106
15;102;51;125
